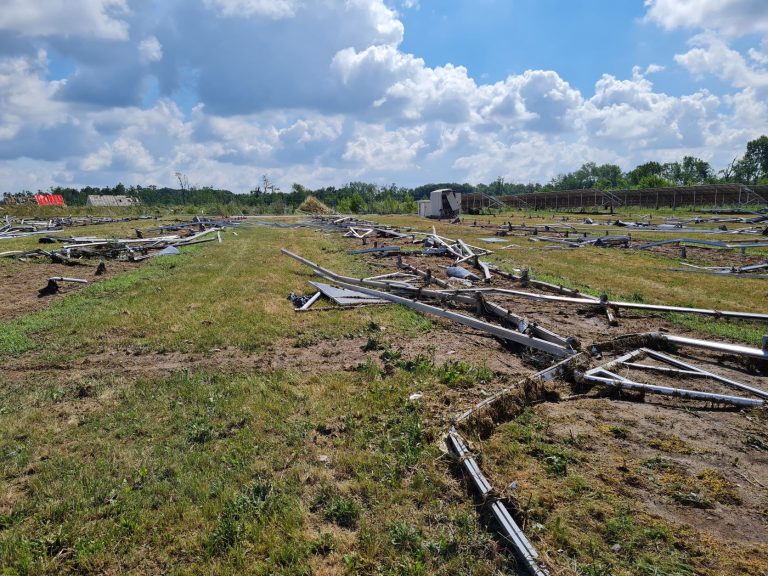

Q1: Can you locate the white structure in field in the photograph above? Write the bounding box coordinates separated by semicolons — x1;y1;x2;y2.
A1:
86;195;141;207
417;188;461;218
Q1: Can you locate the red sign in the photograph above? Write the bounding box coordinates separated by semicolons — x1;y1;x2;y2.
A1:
35;194;66;206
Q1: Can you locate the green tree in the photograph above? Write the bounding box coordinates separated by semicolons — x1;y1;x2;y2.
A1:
627;161;663;186
401;193;417;214
336;197;352;213
548;162;624;191
348;192;366;213
680;156;713;184
744;135;768;180
661;162;682;185
593;164;624;189
636;174;671;188
733;156;759;184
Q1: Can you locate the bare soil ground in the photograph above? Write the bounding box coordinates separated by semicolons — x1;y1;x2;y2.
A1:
537;395;767;546
643;243;768;267
0;260;141;322
481;387;768;574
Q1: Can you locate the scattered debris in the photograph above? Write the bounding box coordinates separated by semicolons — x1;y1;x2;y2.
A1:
635;237;768;251
3;217;244;267
308;281;388;307
279;213;768;575
445;265;480;281
0;214;151;241
670;261;768;278
282;248;576;358
347;246;402;255
158;246;181;256
478;237;509;243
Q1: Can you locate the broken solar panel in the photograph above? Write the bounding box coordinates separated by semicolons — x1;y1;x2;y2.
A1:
309;281;388;306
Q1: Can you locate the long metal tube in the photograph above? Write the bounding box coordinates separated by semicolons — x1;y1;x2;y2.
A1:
641;348;768;399
621;363;705;377
611;301;768;321
447;428;549;576
583;371;763;407
428;288;768;322
327;277;573;357
659;333;768;360
481;298;572;348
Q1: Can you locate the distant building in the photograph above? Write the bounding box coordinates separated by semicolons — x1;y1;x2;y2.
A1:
417;188;461;218
86;195;141;207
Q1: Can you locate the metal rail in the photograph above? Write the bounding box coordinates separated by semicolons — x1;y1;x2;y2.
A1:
427;288;768;322
582;370;763;407
447;428;549;576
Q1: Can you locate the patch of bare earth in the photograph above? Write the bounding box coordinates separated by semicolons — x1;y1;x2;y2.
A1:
0;260;140;322
527;393;768;574
644;243;768;267
546;392;767;540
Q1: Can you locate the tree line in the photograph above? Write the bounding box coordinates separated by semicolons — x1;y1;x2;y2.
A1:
547;135;768;191
3;136;766;214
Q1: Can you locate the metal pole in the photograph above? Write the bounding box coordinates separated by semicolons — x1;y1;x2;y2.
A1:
641;348;768;399
582;371;762;407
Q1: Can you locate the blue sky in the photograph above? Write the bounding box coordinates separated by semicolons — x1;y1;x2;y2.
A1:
0;0;766;193
401;1;650;89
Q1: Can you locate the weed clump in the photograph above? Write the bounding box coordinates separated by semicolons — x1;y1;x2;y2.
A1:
649;434;693;454
313;486;360;529
205;476;274;556
609;425;628;439
361;335;383;351
745;434;768;451
388;520;423;553
696;469;742;505
437;359;493;389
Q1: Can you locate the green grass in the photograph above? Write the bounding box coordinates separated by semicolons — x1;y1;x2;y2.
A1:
436;359;493;389
0;226;432;361
0;222;511;575
483;412;698;575
0;366;510;574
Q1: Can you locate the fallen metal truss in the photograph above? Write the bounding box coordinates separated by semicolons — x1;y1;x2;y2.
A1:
579;347;766;407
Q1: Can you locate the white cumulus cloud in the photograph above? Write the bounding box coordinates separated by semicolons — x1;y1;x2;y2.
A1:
645;0;768;37
675;33;768;91
0;0;130;40
0;0;765;192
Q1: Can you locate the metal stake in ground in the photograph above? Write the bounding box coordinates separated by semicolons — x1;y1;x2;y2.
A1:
38;276;88;297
